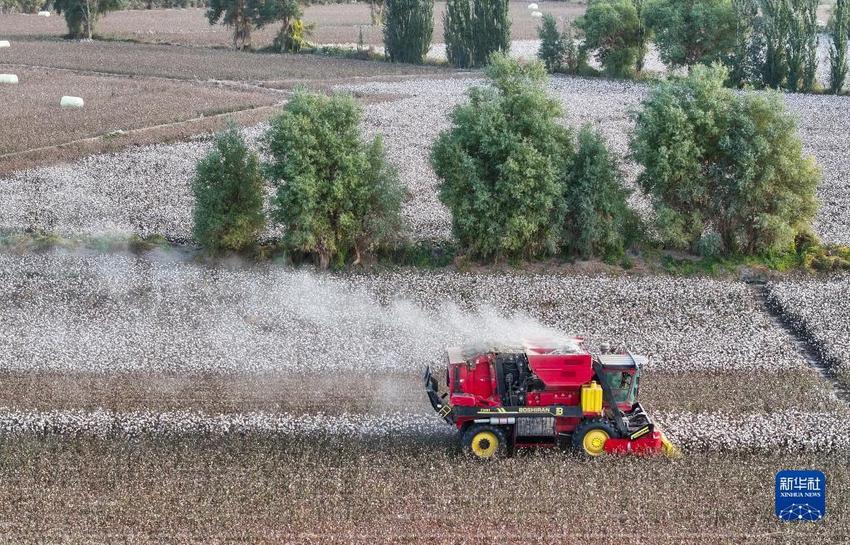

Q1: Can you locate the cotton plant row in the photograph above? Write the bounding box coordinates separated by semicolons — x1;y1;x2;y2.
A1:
0;251;807;374
0;408;449;439
765;276;850;385
656;409;850;453
1;75;847;246
2;407;848;453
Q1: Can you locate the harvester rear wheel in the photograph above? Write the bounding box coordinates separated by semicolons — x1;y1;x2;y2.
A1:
462;425;508;460
572;418;617;457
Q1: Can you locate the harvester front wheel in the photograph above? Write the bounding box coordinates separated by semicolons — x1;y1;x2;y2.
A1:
462;425;508;460
572;418;617;457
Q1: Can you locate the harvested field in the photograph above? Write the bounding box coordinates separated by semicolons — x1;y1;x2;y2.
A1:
766;276;850;389
1;3;586;47
0;368;843;415
0;66;280;156
0;39;450;84
0;436;848;544
4;75;848;245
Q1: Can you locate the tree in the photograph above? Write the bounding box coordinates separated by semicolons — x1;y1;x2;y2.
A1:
830;0;849;94
431;54;573;261
631;64;820;256
206;0;292;50
563;126;636;259
759;0;790;88
537;14;584;74
271;0;312;53
54;0;125;39
727;0;761;87
575;0;648;78
383;0;434;64
644;0;738;69
538;13;567;72
192;126;266;253
444;0;510;68
263;91;403;268
785;0;819;92
369;0;384;26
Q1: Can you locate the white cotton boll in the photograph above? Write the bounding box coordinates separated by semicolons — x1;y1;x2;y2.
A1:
37;10;50;16
531;10;543;18
0;74;18;84
60;96;85;109
528;3;539;9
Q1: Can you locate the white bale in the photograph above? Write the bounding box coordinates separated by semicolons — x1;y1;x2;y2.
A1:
0;74;18;84
531;10;543;18
528;3;539;9
37;10;51;17
0;40;10;48
60;96;85;109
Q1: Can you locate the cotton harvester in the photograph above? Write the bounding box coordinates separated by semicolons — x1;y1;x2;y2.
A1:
425;338;679;459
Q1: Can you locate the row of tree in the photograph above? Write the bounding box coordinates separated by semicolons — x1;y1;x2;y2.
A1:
382;0;510;68
193;91;402;268
539;0;850;94
195;55;821;267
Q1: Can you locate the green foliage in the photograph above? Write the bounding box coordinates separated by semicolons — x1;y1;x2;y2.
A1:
644;0;738;69
563;126;636;259
431;54;572;261
727;0;761;87
576;0;648;78
444;0;510;68
263;91;404;268
275;18;312;52
537;14;584;74
756;0;818;91
192;126;266;253
785;0;819;92
830;0;849;94
207;0;295;50
54;0;125;39
538;13;566;72
759;0;790;88
383;0;434;64
631;64;820;256
9;0;40;13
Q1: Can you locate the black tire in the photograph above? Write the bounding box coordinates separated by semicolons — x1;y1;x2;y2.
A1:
572;418;618;457
461;424;509;460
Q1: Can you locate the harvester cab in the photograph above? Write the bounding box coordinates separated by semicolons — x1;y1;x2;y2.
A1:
424;339;680;460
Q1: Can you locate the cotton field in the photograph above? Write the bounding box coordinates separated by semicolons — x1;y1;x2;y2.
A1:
3;3;850;540
766;276;850;389
0;251;809;374
2;76;849;245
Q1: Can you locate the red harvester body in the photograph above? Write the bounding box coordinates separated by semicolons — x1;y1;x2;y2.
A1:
425;338;678;459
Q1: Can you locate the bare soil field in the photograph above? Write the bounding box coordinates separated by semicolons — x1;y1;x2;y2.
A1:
0;436;848;544
0;39;450;83
0;39;449;168
0;66;280;156
2;2;587;47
